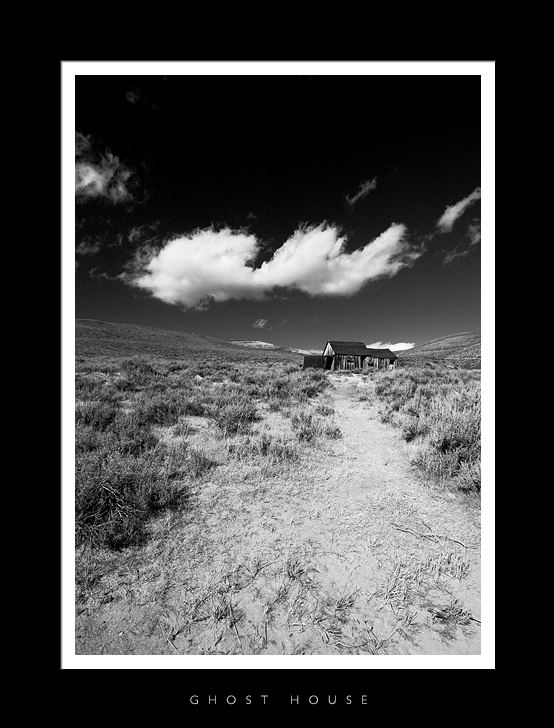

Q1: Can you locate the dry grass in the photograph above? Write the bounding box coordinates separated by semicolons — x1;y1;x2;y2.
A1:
75;355;479;655
75;356;333;551
370;367;481;492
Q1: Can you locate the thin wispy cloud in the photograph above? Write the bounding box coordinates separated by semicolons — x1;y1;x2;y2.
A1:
76;237;101;257
345;177;378;207
436;187;481;232
75;132;135;204
443;218;481;265
253;318;268;329
127;222;421;310
367;341;415;351
467;219;481;246
126;89;140;105
124;85;161;111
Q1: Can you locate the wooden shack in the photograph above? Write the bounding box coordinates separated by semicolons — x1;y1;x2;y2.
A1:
322;340;397;371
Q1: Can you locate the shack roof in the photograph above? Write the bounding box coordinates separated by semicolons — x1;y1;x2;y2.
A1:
324;341;397;359
326;341;369;356
365;348;397;359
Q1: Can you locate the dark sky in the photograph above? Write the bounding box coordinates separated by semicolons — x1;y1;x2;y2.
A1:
75;75;481;349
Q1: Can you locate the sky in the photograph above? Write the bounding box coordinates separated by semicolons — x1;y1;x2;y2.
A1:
75;75;481;350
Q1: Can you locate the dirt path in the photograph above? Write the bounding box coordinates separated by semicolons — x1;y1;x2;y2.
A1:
76;375;480;655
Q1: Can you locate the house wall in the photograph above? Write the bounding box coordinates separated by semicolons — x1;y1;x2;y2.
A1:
333;355;369;370
332;355;398;370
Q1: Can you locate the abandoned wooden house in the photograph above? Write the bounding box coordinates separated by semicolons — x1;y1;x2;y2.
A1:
303;340;398;371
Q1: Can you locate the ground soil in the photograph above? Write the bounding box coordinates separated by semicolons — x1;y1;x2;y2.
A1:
76;374;480;655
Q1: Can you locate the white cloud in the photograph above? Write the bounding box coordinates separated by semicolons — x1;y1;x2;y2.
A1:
126;89;140;104
253;318;268;329
443;218;481;265
75;132;134;204
129;223;420;310
467;219;481;246
443;247;470;265
436;187;481;232
76;238;101;256
367;341;415;351
346;177;378;206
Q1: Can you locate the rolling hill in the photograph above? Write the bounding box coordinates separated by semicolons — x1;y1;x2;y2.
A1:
397;332;481;369
76;320;300;361
76;320;480;368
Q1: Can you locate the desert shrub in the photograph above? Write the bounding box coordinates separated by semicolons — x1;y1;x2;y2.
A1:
452;460;481;493
75;444;188;549
122;357;158;381
76;412;159;456
182;393;208;417
207;397;259;435
323;422;342;439
265;436;299;462
75;375;124;403
374;368;480;492
188;448;218;477
132;390;208;427
291;406;342;442
291;411;324;441
230;432;299;464
297;369;329;398
268;396;283;412
315;403;334;416
75;425;102;452
172;420;192;438
115;357;162;390
134;392;185;426
109;413;160;454
76;401;119;431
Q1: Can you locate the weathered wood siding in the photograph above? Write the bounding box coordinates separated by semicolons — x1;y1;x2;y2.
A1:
332;355;397;371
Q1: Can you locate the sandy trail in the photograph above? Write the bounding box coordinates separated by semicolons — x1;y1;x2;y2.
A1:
76;375;480;655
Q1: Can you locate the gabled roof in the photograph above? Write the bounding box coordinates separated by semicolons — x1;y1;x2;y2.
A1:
326;340;369;355
324;340;397;358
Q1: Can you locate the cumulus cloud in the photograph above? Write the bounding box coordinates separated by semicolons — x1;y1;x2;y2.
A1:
367;341;415;351
75;132;135;204
128;223;420;310
253;318;268;329
346;177;378;206
436;187;481;232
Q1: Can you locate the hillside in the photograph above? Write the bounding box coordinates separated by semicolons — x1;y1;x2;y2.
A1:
76;320;300;361
397;332;481;369
229;340;277;349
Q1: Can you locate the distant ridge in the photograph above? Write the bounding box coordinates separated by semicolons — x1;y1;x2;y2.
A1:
397;331;480;368
76;320;299;360
230;340;277;350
